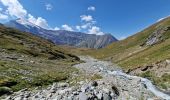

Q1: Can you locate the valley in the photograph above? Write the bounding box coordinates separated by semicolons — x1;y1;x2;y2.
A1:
1;15;170;100
1;0;170;100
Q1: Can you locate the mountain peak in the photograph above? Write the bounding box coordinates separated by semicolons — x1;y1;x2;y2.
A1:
5;20;117;49
15;18;41;29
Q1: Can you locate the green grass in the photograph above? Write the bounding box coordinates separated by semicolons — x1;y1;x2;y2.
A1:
83;17;170;90
118;38;170;70
86;17;170;71
0;25;81;96
0;25;80;61
0;59;78;93
139;72;170;90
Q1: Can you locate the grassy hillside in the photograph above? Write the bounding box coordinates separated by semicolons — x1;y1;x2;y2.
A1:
0;25;80;96
85;17;170;90
87;17;170;70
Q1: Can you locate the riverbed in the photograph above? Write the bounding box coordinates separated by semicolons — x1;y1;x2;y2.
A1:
3;56;170;100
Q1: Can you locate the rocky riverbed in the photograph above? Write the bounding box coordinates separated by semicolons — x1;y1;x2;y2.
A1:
2;56;170;100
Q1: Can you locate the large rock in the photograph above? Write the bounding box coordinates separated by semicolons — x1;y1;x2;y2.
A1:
79;92;88;100
143;26;170;46
102;93;112;100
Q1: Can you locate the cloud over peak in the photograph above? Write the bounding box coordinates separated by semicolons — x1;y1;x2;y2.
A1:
0;0;51;29
54;27;60;30
88;26;104;35
28;14;49;29
76;25;81;31
62;24;74;31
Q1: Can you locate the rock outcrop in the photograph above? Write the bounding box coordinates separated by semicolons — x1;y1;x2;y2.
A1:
143;26;170;46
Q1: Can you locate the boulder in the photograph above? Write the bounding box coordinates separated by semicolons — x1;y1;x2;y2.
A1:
79;92;88;100
112;85;119;96
102;93;112;100
57;82;69;87
91;81;98;87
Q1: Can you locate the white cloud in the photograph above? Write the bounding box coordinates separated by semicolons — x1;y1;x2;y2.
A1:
54;26;60;30
28;14;36;23
0;0;52;29
80;21;96;29
28;14;49;29
81;25;88;29
80;15;93;22
0;13;8;20
36;17;49;29
87;6;95;11
76;25;81;31
80;23;91;29
62;24;74;31
45;3;53;11
88;26;104;35
0;0;104;34
0;0;27;18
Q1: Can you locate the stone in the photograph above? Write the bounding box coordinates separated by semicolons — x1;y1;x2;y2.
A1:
73;91;79;95
102;88;110;94
91;81;98;87
96;93;102;99
102;93;112;100
79;81;84;85
54;95;62;100
67;95;74;100
58;82;69;87
112;85;119;96
30;60;35;63
79;92;88;100
14;96;22;100
34;95;39;98
81;85;89;92
18;58;24;62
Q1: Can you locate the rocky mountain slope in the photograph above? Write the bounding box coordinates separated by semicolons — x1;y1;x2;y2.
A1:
86;17;170;91
5;19;117;49
0;25;80;96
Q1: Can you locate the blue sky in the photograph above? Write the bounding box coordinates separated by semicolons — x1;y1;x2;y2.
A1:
1;0;170;39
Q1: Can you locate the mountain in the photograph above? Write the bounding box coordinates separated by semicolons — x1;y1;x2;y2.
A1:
0;24;79;61
0;24;80;95
5;19;117;49
86;17;170;90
